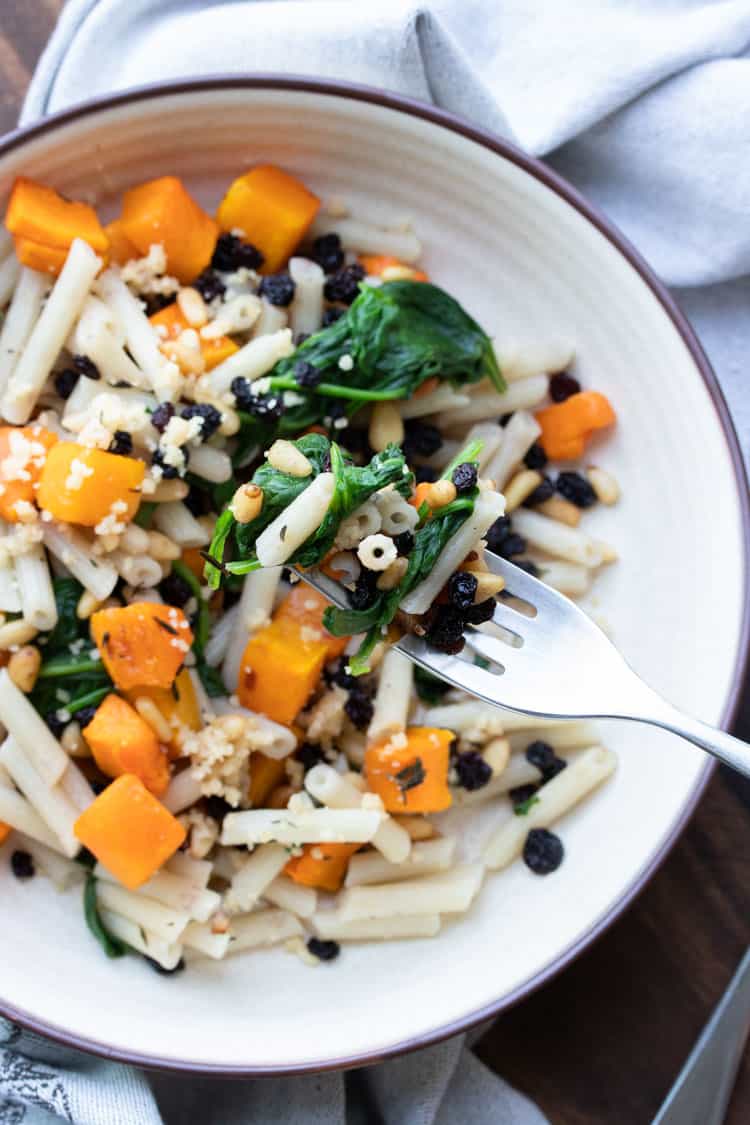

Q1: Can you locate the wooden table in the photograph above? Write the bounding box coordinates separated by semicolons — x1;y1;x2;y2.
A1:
1;4;748;1121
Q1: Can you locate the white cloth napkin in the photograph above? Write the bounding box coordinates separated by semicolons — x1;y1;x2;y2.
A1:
4;0;750;1121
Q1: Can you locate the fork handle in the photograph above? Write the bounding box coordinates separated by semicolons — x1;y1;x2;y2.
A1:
644;700;750;779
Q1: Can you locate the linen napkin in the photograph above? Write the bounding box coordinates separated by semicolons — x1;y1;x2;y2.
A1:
4;1;750;1122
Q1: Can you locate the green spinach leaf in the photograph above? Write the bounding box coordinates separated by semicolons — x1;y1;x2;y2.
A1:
84;875;127;959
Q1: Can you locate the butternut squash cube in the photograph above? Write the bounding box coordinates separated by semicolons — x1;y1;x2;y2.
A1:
273;585;349;661
13;235;70;276
82;694;170;797
238;618;328;725
120;176;218;283
105;218;140;265
124;668;201;756
216;165;319;273
91;603;194;691
6;177;108;254
36;442;144;527
285;842;360;892
74;774;186;889
365;727;454;813
247;751;288;807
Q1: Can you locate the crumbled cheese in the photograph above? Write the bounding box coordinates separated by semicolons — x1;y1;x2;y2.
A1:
0;430;46;483
338;354;354;371
385;731;409;752
94;499;130;537
252;377;272;395
158;415;204;473
181;712;286;807
10;500;38;524
120;243;180;297
65;458;95;491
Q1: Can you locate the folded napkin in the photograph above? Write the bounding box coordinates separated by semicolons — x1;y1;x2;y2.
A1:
4;1;750;1122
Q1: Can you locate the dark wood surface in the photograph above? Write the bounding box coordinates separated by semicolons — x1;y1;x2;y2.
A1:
1;4;748;1122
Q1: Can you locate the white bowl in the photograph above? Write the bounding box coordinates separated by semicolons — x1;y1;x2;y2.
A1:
0;78;747;1074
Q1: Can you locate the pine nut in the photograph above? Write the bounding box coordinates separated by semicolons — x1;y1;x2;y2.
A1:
120;523;151;554
229;483;263;524
482;737;510;776
148;530;181;561
425;479;457;509
381;265;419;282
587;466;620;505
266;439;312;477
162;337;206;376
61;721;89;757
376;555;409;590
177;286;208;327
76;590;101;619
7;644;41;692
593;539;618;564
393;815;434;840
503;469;543;513
472;570;506;601
0;619;38;649
369;401;404;452
134;696;173;743
536;495;581;527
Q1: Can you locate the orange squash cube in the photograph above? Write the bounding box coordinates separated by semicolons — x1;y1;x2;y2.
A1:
74;774;186;889
0;822;10;846
36;442;144;527
120;176;218;283
285;842;360;892
238;618;328;725
216;165;319;273
91;603;194;691
105;218;140;264
6;177;108;254
365;727;454;813
359;254;428;281
149;302;238;371
13;236;70;276
248;751;288;807
273;585;349;661
0;424;57;523
536;391;616;461
82;693;169;797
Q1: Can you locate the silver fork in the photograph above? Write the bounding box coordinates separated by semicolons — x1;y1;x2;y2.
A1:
300;550;750;779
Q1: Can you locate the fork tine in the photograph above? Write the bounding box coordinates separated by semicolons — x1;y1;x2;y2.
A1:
484;550;546;601
397;633;506;699
295;566;350;610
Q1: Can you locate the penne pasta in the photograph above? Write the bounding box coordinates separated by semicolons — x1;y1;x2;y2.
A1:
510;508;603;567
494;336;575;382
311;911;441;942
367;648;414;744
12;831;84;890
400;490;505;615
288;257;325;338
0;736;79;857
15;543;58;631
182;921;232;960
262;874;318;919
483;746;617;869
95;862;221;922
227;908;303;954
221;807;384;848
208;328;294;395
42;524;119;601
483;410;542;491
221;566;280;692
96;881;191;944
434;374;549;430
255;472;335;566
152;501;210;548
162;767;203;815
344;836;457;887
98;908;184;971
304;764;411;864
0;669;69;786
224;843;289;913
0;784;67;852
0;267;49;397
3;239;101;424
338;863;484;921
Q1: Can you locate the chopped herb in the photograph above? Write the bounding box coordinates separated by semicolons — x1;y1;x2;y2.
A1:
392;757;426;798
514;795;541;817
154;617;178;636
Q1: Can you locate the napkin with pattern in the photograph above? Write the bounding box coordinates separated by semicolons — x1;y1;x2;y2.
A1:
4;1;750;1122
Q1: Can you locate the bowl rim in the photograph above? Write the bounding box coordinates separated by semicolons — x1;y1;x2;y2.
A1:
0;73;747;1077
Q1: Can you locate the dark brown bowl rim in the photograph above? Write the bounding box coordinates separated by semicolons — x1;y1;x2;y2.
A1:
0;74;747;1077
